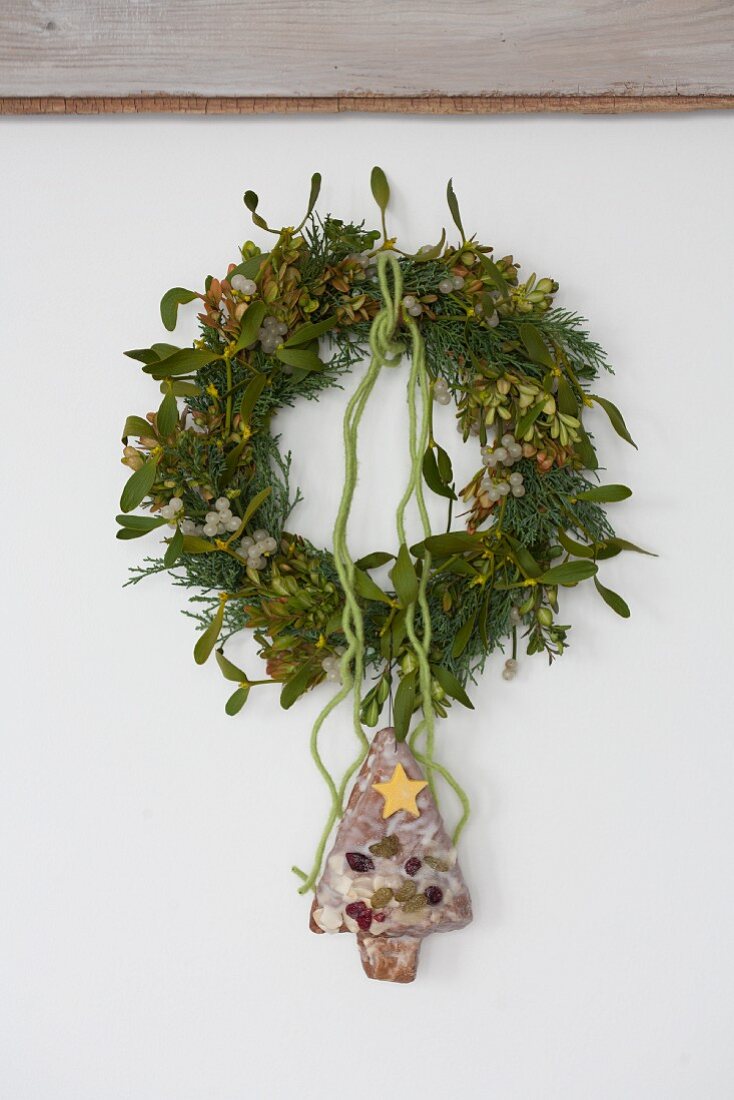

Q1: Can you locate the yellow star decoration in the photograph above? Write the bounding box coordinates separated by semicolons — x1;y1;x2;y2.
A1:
372;764;428;819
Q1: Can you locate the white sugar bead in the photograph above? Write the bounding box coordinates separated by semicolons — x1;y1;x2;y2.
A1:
326;669;341;683
206;511;219;524
452;275;465;289
509;443;523;459
438;279;454;294
170;497;183;513
505;658;518;672
501;433;515;447
509;472;524;486
263;536;277;552
408;304;423;317
203;523;218;536
253;528;269;541
486;486;501;502
181;519;196;534
402;295;417;310
263;315;279;330
215;497;230;512
226;516;240;532
512;485;526;497
497;482;511;496
494;446;508;463
437;392;451;405
160;505;173;519
502;666;516;681
240;536;254;550
275;321;288;336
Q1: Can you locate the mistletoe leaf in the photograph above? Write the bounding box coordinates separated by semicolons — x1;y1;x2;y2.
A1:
446;178;465;240
163;525;184;568
119;457;158;513
156;392;178;438
296;172;322;230
422;447;456;500
144;348;221;379
354;568;392;606
575;484;632;503
393;670;417;742
433;665;474;709
125;348;160;365
477;254;509;300
275;348;324;372
225;686;251;715
227;253;268;281
121;415;155;442
235;300;267;352
590;394;637;448
160;287;197;332
280;661;315;710
181;536;217;554
519;323;555;369
193;600;226;665
355;551;394;570
370;166;390;214
594;576;631;618
282;316;337;347
538;561;598;585
239;373;267;425
408;228;446;262
451;610;478;659
557;529;595;559
216;648;248;683
116;514;166;532
391;544;419;608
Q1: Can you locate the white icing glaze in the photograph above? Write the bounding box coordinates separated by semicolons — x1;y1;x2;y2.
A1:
311;727;472;942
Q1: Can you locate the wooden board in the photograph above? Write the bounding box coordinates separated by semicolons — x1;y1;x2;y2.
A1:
2;1;733;115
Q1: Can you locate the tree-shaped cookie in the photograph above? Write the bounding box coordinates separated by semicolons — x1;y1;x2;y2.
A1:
310;726;472;982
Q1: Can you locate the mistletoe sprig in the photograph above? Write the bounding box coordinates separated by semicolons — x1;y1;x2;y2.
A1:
118;169;650;737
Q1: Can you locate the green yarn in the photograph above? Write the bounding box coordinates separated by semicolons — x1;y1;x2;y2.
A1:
292;254;470;893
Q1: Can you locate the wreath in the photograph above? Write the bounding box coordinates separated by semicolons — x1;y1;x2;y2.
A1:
117;169;648;919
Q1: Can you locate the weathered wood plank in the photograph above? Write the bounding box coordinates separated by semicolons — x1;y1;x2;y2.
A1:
1;1;733;111
3;94;734;116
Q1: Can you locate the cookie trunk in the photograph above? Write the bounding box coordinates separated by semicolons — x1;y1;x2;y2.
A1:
358;933;421;983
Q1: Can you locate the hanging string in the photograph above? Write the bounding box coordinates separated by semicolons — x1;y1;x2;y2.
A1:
293;254;405;894
292;253;470;893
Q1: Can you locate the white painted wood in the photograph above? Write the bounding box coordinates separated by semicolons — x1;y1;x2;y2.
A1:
1;0;733;99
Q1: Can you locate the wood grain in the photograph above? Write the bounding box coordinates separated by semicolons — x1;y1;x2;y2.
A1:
3;95;734;116
1;1;733;114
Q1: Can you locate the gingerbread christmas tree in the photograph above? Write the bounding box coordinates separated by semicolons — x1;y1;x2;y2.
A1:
310;726;472;982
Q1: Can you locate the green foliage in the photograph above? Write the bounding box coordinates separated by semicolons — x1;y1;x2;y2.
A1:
117;172;645;719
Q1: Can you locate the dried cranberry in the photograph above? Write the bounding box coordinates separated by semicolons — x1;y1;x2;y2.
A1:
404;857;422;876
345;900;368;918
356;909;373;931
425;885;443;906
346;852;375;872
372;911;386;923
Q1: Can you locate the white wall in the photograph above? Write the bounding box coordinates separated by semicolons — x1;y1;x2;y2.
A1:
1;112;733;1100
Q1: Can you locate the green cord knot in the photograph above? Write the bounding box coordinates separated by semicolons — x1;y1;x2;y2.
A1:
371;254;406;367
